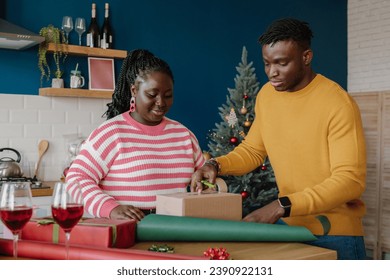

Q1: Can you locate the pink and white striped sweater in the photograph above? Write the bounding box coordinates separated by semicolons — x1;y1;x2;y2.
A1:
66;111;205;218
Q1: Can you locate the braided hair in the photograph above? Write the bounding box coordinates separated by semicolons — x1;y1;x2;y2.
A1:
258;18;313;50
104;49;174;119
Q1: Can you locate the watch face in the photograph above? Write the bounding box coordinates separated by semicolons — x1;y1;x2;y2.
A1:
279;196;292;208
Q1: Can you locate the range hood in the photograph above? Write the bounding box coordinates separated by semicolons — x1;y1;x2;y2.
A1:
0;18;44;50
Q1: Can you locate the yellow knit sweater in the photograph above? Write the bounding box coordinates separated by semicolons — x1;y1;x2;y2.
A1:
217;74;366;236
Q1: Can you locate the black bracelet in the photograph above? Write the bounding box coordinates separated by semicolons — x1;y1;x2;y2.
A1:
204;158;220;174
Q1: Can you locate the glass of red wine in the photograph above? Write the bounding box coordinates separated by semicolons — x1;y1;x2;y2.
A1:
51;181;84;260
0;181;33;258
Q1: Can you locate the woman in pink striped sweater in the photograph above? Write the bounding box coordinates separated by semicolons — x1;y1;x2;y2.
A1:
66;49;205;221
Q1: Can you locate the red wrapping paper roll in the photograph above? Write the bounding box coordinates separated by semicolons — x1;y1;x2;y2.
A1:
0;238;207;260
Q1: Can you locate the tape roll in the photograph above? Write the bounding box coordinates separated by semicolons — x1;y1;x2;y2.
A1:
215;177;228;193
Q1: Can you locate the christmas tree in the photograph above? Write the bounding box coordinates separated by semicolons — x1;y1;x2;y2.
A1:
206;46;278;216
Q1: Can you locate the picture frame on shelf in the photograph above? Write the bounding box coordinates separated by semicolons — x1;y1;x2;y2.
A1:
88;57;115;91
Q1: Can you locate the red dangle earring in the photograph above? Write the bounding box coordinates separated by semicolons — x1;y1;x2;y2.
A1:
129;96;136;112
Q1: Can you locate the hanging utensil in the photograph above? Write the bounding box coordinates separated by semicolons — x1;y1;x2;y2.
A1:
33;140;49;181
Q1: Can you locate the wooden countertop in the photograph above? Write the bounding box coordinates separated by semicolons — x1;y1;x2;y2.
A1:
132;241;337;260
31;181;55;197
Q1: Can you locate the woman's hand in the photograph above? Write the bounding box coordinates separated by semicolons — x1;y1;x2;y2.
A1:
110;205;145;221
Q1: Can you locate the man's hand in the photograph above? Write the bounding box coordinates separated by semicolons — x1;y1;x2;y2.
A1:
243;200;285;224
190;164;218;192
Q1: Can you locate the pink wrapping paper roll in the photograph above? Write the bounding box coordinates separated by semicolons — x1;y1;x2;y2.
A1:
0;238;207;260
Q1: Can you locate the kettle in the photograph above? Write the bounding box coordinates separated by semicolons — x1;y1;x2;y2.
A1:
0;148;23;177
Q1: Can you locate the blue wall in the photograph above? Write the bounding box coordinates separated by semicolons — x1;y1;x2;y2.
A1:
0;0;347;149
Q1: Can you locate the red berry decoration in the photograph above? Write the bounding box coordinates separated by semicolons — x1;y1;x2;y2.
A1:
204;247;230;260
241;190;249;199
261;164;267;171
243;94;249;100
229;136;238;145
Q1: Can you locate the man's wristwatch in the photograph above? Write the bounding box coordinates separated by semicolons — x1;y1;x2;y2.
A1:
278;196;292;217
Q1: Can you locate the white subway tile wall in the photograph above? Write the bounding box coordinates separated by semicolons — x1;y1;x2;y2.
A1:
0;93;109;181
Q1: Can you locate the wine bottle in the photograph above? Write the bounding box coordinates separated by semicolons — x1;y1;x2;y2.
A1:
101;3;113;49
86;3;100;48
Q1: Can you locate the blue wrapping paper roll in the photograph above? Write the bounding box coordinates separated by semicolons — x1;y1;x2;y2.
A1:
136;214;316;242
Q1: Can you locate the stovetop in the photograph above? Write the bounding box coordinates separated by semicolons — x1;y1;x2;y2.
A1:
0;176;44;188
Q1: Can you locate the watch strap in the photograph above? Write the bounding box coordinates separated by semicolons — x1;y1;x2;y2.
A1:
278;196;292;217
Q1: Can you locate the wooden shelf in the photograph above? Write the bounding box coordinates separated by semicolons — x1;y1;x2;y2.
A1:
39;87;112;99
40;44;125;98
47;43;127;59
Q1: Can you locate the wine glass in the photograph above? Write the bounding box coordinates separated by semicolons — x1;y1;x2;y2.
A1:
75;17;86;46
51;181;83;260
62;16;74;44
0;181;33;259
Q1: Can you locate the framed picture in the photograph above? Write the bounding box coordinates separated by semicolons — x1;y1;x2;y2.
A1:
88;57;115;91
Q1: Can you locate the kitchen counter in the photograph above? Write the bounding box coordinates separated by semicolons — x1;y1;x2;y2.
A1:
31;181;55;197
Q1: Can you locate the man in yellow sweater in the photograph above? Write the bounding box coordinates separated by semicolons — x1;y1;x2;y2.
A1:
191;18;367;260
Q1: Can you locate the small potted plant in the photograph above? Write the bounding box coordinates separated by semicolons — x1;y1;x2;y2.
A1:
38;24;68;88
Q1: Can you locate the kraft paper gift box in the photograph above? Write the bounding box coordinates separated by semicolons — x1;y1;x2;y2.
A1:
20;218;136;248
156;191;242;221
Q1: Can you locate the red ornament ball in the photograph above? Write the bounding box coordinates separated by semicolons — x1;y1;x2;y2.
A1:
241;190;249;199
261;164;267;171
229;136;239;145
243;94;249;100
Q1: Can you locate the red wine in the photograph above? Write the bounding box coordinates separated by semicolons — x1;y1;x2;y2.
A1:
86;3;100;48
101;3;113;49
0;206;33;233
52;203;84;232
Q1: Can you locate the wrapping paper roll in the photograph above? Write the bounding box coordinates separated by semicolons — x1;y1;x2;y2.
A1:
0;238;207;260
136;214;316;242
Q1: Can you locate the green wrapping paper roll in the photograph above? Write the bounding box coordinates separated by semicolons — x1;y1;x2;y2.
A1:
136;214;316;242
